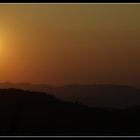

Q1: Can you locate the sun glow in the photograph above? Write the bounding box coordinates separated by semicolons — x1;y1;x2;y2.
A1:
0;34;6;55
0;27;14;67
0;33;10;53
0;24;17;57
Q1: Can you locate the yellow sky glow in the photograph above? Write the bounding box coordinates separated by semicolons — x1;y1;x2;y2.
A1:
0;4;140;87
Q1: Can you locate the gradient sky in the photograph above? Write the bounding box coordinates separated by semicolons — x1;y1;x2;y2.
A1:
0;4;140;86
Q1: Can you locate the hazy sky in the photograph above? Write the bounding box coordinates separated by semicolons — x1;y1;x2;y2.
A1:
0;4;140;86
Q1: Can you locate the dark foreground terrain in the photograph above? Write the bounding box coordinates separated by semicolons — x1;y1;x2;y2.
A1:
0;88;140;136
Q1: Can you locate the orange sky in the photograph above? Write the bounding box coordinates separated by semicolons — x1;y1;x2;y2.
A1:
0;4;140;86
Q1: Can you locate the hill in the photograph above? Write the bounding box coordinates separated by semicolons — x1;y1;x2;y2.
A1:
0;88;140;136
0;83;140;108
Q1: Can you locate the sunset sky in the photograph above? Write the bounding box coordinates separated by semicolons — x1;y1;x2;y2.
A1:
0;4;140;86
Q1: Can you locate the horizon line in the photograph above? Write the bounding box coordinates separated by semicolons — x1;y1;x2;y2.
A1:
0;82;138;88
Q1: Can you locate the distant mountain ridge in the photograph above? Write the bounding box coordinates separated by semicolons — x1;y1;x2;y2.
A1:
0;82;140;109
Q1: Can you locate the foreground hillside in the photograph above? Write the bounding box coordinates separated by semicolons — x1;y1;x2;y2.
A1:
0;88;140;136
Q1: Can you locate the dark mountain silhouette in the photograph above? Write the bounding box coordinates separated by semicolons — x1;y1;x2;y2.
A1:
0;88;140;136
0;83;140;109
0;88;92;136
